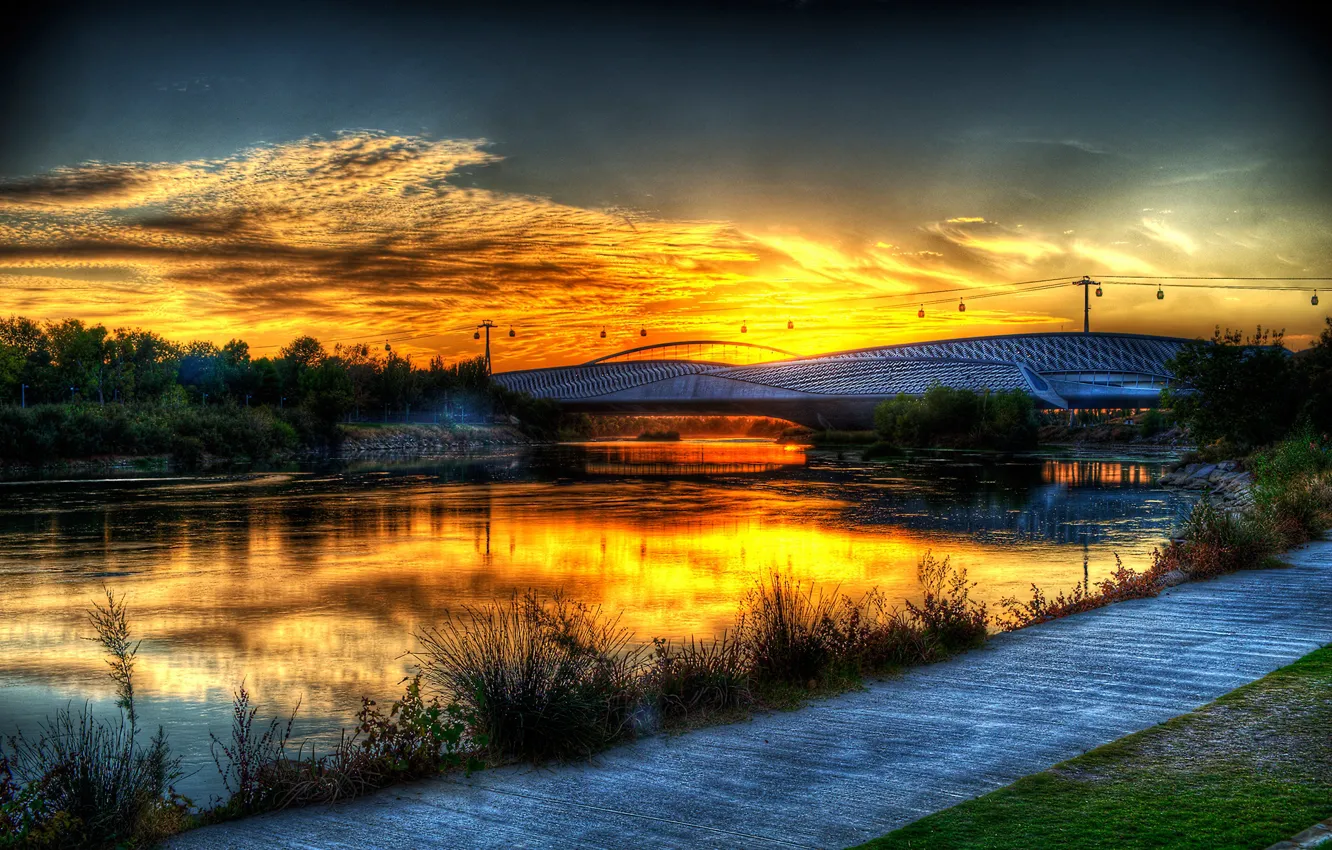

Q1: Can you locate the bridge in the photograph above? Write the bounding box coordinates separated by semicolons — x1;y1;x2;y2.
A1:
492;332;1192;429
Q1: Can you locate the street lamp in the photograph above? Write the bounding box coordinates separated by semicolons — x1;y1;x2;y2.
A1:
245;393;252;407
20;384;28;408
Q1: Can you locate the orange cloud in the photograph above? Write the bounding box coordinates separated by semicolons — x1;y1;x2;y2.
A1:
1;132;1326;365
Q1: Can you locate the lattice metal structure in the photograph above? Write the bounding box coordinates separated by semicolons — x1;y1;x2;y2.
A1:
819;332;1188;378
492;331;1197;427
719;357;1041;397
585;340;797;366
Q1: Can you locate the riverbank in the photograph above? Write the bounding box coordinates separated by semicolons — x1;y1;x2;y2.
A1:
0;422;539;475
1158;458;1254;508
336;423;535;456
860;642;1332;850
166;540;1332;849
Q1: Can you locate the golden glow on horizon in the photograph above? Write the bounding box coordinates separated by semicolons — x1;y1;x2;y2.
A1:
1;131;1328;365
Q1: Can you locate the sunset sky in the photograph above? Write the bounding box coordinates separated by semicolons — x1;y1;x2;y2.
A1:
2;1;1329;369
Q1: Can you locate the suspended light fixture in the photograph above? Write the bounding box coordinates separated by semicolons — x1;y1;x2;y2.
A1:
917;305;925;319
787;319;794;330
1156;286;1165;300
958;298;966;313
1313;290;1321;307
741;320;748;334
600;327;607;339
508;326;516;338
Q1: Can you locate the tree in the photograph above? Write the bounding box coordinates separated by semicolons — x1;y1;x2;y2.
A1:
1295;317;1332;436
46;318;110;403
1163;326;1299;450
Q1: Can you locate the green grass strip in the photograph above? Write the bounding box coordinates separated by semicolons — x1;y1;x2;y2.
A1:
857;646;1332;850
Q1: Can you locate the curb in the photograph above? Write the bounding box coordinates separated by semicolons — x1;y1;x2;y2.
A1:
1267;817;1332;849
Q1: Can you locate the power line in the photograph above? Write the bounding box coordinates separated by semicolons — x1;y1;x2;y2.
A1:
1101;280;1325;292
1102;275;1332;281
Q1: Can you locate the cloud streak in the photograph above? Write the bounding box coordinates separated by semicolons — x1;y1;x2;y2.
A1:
1;132;1325;364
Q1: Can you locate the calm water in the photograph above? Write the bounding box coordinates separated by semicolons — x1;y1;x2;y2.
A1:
0;440;1194;802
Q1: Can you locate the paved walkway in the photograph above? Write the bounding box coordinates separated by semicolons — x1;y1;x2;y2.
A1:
171;542;1332;850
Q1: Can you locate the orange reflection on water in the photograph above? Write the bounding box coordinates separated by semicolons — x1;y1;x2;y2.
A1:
0;442;1182;724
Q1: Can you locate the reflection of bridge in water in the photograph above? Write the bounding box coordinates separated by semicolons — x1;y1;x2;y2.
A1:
494;332;1191;429
578;440;806;477
844;457;1192;546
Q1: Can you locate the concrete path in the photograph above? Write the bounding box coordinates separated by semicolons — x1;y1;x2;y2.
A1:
171;542;1332;850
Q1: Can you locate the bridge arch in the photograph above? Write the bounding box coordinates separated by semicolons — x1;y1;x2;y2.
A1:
584;340;798;366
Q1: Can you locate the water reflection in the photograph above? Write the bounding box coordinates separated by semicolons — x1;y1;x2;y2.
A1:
0;440;1193;800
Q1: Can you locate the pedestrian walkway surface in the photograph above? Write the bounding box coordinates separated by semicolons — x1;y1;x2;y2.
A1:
170;543;1332;849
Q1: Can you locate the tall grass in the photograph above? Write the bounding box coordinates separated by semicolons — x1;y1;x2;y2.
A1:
415;553;989;761
1;592;187;849
206;675;476;818
416;592;646;761
650;635;752;721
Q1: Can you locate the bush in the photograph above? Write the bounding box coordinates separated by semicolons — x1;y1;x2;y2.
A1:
735;553;988;688
1139;408;1170;437
872;386;1037;450
208;676;476;817
649;636;751;720
416;592;646;761
736;572;843;687
1;592;187;849
0;403;305;466
904;553;989;653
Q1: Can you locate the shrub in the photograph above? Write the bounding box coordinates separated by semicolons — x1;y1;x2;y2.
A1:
905;552;989;652
1139;408;1169;437
649;635;751;720
416;592;646;761
208;675;476;817
736;553;986;688
999;554;1162;630
872;386;1038;450
1;592;187;849
736;572;843;687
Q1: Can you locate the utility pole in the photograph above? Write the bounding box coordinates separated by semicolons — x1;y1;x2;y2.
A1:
475;320;496;375
1072;275;1101;333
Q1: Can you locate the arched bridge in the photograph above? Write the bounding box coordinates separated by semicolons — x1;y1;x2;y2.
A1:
492;332;1192;429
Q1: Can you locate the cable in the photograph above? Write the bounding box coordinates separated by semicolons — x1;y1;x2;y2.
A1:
1100;281;1323;292
1101;275;1332;281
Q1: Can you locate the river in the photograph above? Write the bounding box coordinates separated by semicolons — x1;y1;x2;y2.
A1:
0;439;1194;803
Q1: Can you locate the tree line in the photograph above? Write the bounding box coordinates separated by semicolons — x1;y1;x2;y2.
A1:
0;316;510;417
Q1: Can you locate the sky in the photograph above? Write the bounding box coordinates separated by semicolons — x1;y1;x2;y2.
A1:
1;0;1329;369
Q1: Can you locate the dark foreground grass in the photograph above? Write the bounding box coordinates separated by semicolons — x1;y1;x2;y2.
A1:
857;645;1332;850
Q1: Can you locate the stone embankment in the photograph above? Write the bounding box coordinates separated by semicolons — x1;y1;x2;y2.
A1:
1159;459;1254;507
337;424;534;457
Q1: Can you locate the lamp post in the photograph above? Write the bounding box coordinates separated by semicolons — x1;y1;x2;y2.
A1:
245;393;252;407
20;384;27;408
